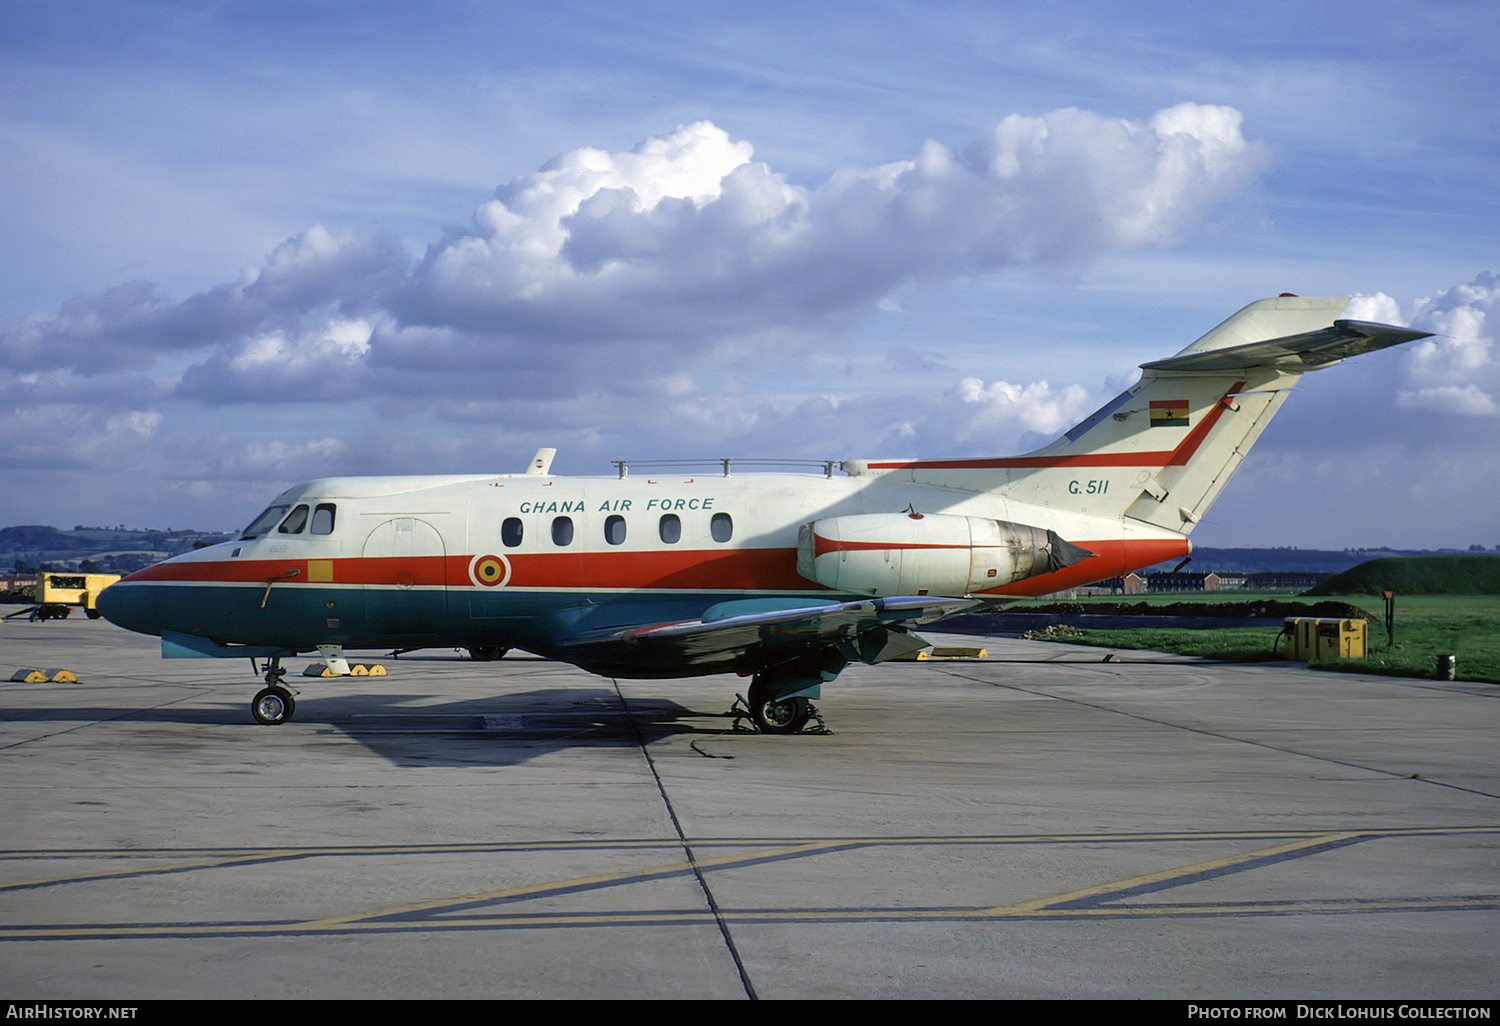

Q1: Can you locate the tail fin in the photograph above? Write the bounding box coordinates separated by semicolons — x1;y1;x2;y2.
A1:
849;297;1429;533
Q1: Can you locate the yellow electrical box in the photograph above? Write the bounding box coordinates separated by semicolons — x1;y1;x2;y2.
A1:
1284;617;1366;661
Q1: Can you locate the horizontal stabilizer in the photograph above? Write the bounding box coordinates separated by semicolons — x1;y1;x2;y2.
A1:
1141;320;1431;374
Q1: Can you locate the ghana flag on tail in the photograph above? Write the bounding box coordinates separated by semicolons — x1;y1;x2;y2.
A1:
1149;399;1190;427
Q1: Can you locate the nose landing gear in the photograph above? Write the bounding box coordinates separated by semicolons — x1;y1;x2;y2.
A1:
250;658;297;725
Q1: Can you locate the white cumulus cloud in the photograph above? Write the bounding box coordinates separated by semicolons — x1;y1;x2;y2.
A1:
1397;384;1500;417
1353;273;1500;418
395;107;1266;345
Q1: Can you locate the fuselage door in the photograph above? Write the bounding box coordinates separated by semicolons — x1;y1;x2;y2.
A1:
361;517;451;641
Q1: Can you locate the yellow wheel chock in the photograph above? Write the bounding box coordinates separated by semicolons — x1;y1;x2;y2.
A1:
10;668;77;683
300;663;387;677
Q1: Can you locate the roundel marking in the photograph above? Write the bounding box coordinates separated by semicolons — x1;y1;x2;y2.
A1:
469;553;511;588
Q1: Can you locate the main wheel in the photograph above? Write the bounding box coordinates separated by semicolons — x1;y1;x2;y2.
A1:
251;686;295;725
751;695;812;735
466;646;509;661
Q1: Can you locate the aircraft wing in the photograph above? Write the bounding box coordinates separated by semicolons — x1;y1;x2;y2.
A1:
1141;319;1431;373
557;595;982;670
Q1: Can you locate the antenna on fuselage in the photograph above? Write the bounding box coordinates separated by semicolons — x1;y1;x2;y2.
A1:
524;448;557;475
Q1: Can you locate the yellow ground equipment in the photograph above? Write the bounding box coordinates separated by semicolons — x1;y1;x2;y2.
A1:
10;668;78;683
1282;617;1367;662
301;662;388;677
893;646;988;661
31;572;121;620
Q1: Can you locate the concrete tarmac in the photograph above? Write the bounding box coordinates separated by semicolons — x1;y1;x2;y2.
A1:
1;616;1497;1000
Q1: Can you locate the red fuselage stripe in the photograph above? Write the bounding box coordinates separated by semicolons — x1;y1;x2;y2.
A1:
119;535;1190;597
812;534;977;559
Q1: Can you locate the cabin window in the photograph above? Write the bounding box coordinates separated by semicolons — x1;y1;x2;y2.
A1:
711;512;733;543
604;515;626;545
658;513;681;544
241;504;290;540
552;516;574;546
501;517;523;547
311;503;337;535
278;505;310;534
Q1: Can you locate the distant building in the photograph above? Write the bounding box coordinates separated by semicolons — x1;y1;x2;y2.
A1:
1143;571;1210;592
1244;571;1332;591
1071;576;1125;596
0;573;36;598
1047;567;1327;599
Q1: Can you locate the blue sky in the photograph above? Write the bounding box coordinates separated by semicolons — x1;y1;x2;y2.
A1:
2;0;1497;548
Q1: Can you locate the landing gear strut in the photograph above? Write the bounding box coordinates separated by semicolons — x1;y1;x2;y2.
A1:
250;657;296;725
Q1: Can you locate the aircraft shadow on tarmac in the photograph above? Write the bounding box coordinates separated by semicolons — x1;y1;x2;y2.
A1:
298;687;741;767
5;684;747;768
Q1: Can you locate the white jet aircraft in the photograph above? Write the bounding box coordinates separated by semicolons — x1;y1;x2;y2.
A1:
97;296;1429;732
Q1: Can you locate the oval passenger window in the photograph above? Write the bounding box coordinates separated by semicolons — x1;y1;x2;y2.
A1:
711;512;733;543
502;517;524;547
658;514;681;544
605;515;626;545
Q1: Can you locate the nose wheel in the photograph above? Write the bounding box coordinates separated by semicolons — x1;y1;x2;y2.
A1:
250;658;297;725
252;686;296;725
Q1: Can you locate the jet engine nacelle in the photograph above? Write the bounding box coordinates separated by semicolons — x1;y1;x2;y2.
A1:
796;513;1091;597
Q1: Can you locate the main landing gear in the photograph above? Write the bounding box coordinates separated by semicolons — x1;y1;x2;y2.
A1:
737;663;832;735
250;657;296;725
745;681;816;734
735;650;843;735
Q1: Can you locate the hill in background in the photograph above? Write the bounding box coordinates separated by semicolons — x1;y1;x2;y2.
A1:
0;524;234;574
1307;555;1500;595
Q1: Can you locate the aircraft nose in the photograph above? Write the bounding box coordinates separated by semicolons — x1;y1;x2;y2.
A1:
94;579;161;637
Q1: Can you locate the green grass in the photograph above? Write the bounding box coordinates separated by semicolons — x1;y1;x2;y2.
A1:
1056;625;1286;662
1018;593;1500;684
